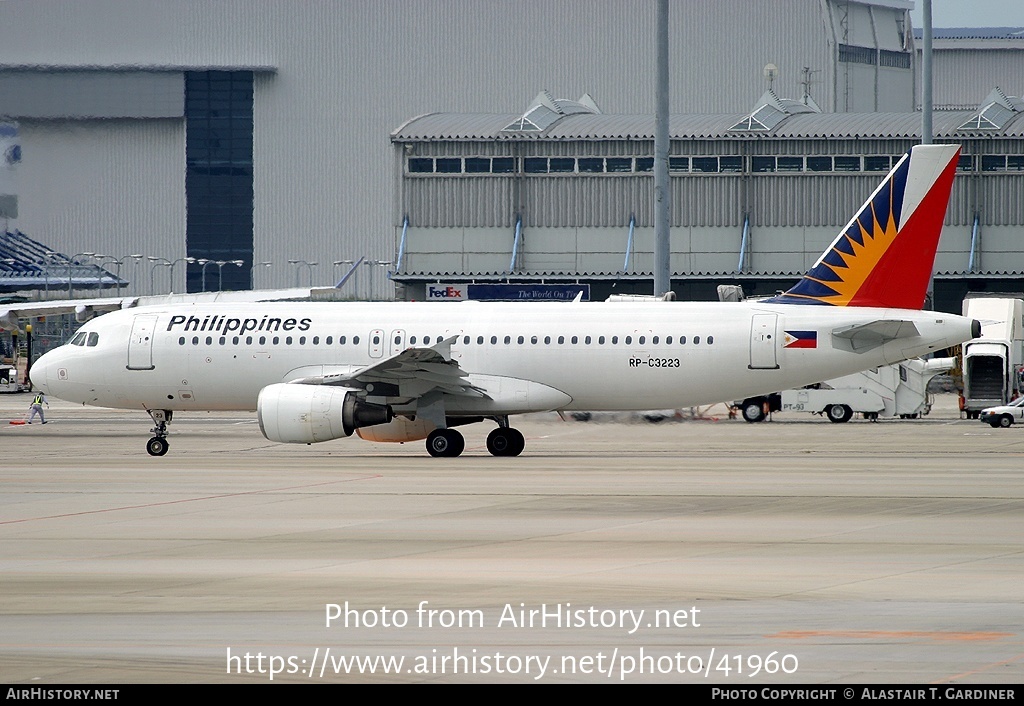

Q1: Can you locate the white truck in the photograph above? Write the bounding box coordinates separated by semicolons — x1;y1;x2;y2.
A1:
959;296;1024;419
739;357;955;423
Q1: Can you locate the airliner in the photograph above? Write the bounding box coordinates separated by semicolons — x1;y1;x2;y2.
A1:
29;144;978;457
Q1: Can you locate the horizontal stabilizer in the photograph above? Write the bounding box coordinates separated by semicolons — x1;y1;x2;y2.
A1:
831;320;920;353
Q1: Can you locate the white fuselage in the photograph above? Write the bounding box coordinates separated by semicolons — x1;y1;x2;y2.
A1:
30;300;974;415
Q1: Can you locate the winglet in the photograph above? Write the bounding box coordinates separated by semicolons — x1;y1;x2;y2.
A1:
766;144;961;309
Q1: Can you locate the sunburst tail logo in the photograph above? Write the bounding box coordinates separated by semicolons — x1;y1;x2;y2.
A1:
767;144;961;309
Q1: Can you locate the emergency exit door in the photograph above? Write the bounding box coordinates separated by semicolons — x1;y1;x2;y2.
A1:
749;314;779;369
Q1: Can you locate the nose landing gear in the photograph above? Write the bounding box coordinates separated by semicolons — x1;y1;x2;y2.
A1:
146;409;172;456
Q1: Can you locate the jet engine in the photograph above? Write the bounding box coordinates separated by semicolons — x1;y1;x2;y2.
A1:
257;383;392;444
356;416;436;443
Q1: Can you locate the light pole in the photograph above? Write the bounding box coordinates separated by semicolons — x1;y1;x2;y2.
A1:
99;254;143;297
288;259;318;288
67;252;96;298
199;259;214;292
251;261;272;290
216;260;244;291
168;257;196;293
147;257;171;296
363;260;391;300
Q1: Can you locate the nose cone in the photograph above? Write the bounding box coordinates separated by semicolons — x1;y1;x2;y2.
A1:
29;351;52;394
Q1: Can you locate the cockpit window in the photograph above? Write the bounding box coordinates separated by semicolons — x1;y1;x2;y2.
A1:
86;332;99;347
70;332;87;346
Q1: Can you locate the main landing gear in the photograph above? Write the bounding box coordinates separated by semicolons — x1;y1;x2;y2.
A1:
146;409;172;456
424;417;526;458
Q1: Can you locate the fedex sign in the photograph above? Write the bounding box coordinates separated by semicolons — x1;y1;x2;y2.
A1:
427;284;466;300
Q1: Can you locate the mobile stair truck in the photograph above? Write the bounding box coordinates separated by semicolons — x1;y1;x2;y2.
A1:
738;357;956;423
959;296;1024;419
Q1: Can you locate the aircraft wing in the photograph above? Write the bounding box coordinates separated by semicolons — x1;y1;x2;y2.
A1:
831;319;921;353
288;336;488;399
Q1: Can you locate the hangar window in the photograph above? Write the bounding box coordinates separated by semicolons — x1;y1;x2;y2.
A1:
879;50;910;69
635;157;654;172
465;157;490;173
577;157;603;173
834;156;860;172
807;157;832;172
839;44;876;65
669;157;689;172
606;158;631;173
864;156;891;172
524;158;549;173
777;157;803;172
408;158;433;173
691;157;718;173
1009;156;1024;171
435;158;460;173
978;155;1003;172
491;157;516;173
957;155;974;172
549;157;575;173
752;157;776;173
719;156;742;172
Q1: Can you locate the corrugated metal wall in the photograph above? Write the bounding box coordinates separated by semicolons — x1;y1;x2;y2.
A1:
0;0;890;297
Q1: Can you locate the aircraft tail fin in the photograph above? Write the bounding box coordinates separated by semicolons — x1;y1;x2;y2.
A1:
766;143;961;309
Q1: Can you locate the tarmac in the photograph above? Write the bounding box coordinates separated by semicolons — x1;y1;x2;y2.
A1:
1;392;1022;684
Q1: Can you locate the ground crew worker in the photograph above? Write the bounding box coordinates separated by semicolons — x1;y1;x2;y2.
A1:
27;391;48;424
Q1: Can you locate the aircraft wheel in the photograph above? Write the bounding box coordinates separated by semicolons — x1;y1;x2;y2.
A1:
146;436;169;456
486;427;525;457
426;429;465;457
999;415;1014;428
826;404;853;423
742;401;765;423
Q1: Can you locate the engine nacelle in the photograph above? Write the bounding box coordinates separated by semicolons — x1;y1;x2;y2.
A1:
356;416;436;443
257;383;392;444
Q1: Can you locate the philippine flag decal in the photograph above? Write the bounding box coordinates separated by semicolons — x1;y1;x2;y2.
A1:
784;330;817;349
